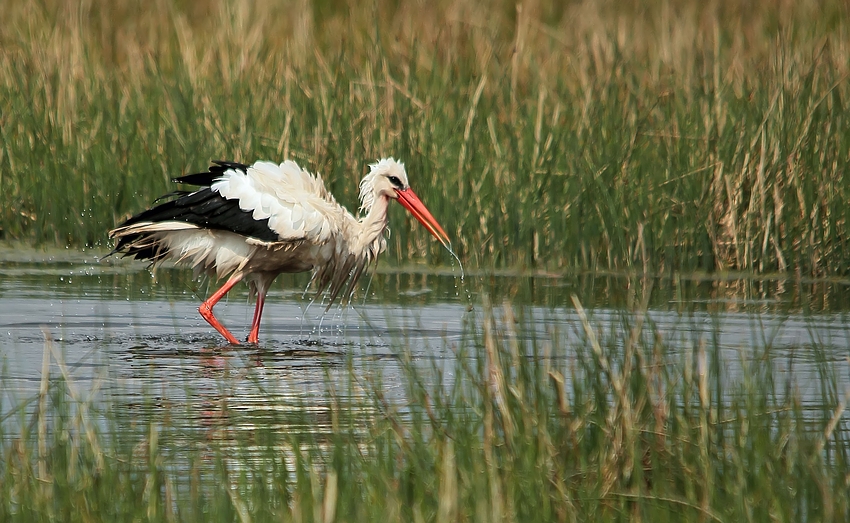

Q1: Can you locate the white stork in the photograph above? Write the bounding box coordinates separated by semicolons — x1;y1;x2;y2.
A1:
108;158;450;345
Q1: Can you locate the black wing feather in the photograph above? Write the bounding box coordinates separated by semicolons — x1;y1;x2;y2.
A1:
117;188;280;243
114;160;281;256
171;160;250;186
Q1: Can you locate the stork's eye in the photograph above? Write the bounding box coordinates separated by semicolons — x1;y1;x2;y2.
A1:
388;175;403;188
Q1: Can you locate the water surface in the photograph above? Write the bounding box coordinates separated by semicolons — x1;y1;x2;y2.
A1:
2;248;849;436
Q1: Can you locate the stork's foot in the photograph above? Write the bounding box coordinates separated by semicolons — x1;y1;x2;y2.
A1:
246;323;261;344
199;302;241;345
198;274;244;345
246;292;266;345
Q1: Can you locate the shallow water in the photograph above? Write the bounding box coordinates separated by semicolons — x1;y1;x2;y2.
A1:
1;249;849;434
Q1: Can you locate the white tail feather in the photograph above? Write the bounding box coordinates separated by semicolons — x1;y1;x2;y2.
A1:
110;221;254;278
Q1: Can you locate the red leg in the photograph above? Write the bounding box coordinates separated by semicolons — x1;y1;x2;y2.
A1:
247;291;266;344
199;274;243;345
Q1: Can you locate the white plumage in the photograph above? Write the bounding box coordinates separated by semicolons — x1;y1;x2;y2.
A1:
212;160;338;242
109;158;450;345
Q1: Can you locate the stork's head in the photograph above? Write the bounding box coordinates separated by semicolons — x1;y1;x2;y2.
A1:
360;158;451;248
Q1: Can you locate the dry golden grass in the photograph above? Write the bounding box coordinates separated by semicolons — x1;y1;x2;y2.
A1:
1;0;849;273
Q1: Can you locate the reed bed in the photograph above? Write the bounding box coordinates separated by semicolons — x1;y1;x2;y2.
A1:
1;0;849;274
1;299;848;522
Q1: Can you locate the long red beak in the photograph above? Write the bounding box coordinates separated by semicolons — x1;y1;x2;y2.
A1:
395;188;451;249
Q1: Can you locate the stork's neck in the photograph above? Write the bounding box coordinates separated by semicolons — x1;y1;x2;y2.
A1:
354;194;390;255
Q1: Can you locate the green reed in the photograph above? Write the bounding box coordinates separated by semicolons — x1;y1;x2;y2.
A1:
1;299;848;522
2;0;849;275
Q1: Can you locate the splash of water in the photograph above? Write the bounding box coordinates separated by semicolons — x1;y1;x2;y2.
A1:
299;272;321;338
297;242;473;343
444;244;474;310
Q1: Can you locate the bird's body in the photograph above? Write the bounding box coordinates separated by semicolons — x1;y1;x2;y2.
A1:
109;158;449;344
